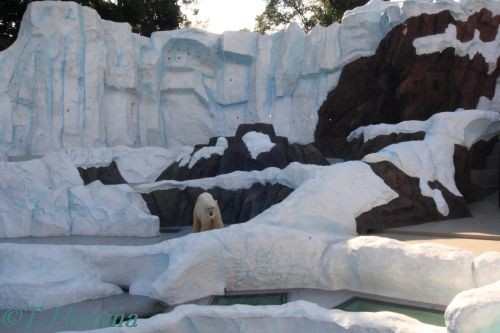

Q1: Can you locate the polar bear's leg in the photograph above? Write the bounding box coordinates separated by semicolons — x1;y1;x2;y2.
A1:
214;205;223;229
192;213;201;233
200;218;210;232
213;218;224;229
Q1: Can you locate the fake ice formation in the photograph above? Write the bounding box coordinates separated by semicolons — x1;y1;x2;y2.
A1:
76;301;445;333
445;280;500;333
356;110;500;215
1;232;499;316
413;23;500;74
0;109;497;238
0;0;499;158
0;151;159;238
242;131;275;159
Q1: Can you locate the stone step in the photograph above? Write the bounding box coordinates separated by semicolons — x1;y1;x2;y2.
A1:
486;154;499;169
470;169;499;187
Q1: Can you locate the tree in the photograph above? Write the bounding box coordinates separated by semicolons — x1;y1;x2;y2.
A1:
0;0;198;51
255;0;368;34
0;0;32;50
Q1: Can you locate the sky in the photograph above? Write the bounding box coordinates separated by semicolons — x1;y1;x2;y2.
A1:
184;0;267;33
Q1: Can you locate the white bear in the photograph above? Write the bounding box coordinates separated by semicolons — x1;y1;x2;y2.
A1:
193;192;223;233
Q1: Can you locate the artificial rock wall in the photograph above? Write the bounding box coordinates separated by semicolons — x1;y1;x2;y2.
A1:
0;0;498;159
0;1;341;157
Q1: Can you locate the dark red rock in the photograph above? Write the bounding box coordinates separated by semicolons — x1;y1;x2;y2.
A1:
454;8;500;42
315;10;500;157
235;123;276;140
356;161;471;234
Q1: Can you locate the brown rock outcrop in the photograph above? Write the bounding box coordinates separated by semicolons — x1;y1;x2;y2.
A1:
315;9;500;157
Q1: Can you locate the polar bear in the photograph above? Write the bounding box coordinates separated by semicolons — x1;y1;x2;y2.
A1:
193;192;223;232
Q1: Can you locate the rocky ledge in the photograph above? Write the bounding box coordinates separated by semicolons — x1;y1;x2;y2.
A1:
157;123;329;181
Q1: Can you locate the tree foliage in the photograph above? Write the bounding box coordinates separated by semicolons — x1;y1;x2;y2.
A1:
255;0;368;34
0;0;197;51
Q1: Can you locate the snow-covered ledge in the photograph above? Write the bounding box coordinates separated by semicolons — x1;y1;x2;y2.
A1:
69;301;445;333
360;110;500;215
2;232;497;310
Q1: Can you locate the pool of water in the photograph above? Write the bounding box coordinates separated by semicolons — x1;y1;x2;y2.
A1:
336;297;445;327
211;293;288;306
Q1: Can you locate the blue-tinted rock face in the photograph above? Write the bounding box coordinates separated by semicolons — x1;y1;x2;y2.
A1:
0;2;335;157
3;0;497;159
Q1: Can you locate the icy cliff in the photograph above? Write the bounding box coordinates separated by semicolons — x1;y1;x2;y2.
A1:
0;233;490;310
1;0;498;158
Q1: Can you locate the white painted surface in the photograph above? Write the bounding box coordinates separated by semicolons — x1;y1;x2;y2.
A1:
1;0;498;157
242;132;275;159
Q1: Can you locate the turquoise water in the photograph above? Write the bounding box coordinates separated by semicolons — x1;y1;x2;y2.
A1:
336;297;445;327
211;293;288;306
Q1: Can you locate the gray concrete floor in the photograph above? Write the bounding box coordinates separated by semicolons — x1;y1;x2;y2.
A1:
383;191;500;255
385;191;499;239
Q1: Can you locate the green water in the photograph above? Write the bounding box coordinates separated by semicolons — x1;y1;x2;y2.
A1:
211;293;288;306
336;297;445;327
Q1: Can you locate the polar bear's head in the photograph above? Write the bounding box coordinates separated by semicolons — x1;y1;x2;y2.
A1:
206;201;218;219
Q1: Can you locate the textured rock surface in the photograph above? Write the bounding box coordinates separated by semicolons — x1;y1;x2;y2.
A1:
0;153;159;238
83;301;445;333
78;161;127;185
315;9;500;157
136;160;399;237
361;111;499;216
142;183;294;227
68;146;193;184
453;136;499;202
473;252;500;287
157;124;328;181
2;1;498;158
342;131;425;160
69;181;159;237
356;161;470;234
351;110;499;232
0;233;479;310
445;280;500;333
